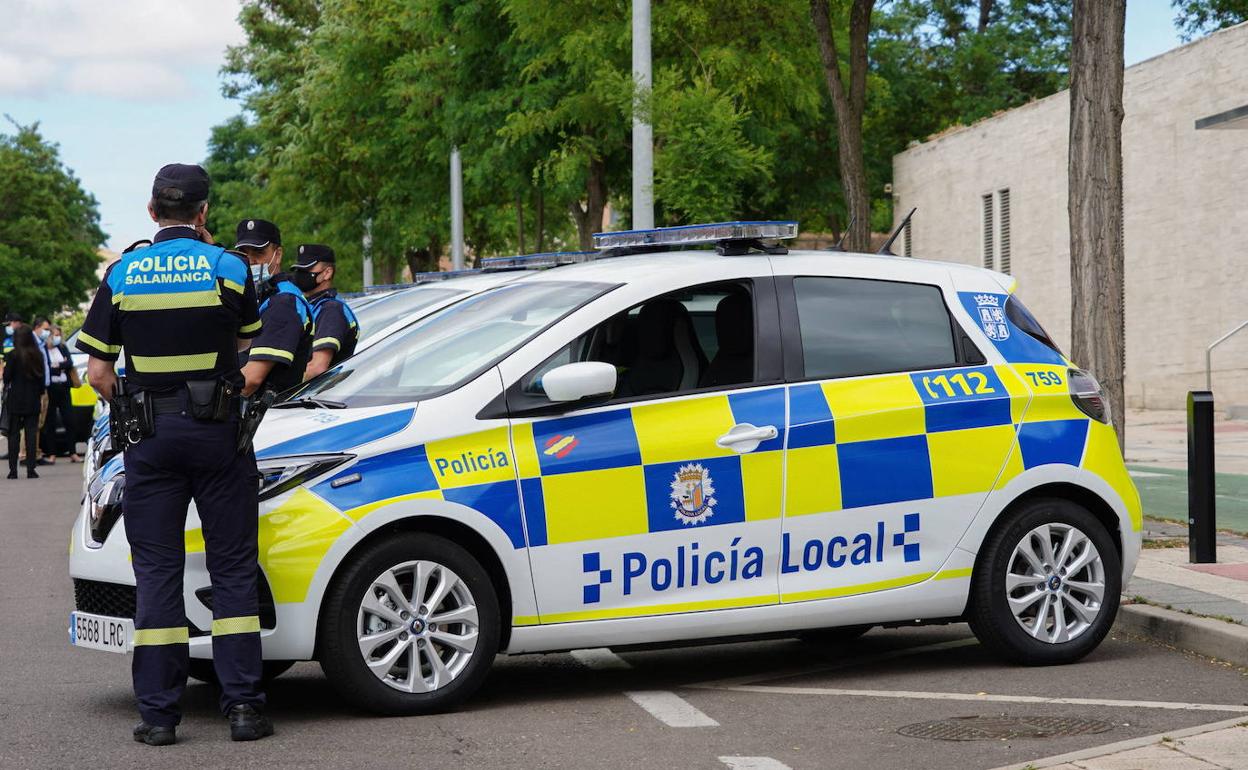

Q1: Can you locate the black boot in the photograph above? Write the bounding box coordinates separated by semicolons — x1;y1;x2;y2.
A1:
228;704;274;742
6;467;16;479
133;722;177;746
26;467;38;479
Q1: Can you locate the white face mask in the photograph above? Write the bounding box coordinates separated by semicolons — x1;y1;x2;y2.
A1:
7;324;16;335
52;335;62;347
37;328;50;341
250;262;271;286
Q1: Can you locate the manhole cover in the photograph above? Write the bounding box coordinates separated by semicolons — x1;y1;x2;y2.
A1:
897;715;1114;741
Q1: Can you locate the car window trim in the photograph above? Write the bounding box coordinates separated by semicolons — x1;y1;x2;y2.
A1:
484;276;783;419
776;274;974;384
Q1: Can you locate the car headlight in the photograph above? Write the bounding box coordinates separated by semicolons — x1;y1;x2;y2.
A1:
256;454;353;501
89;474;125;547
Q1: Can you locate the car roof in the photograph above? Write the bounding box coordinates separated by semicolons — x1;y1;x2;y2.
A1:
509;249;1009;289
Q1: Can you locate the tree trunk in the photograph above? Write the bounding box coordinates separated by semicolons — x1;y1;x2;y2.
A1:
1069;0;1126;449
379;259;397;285
570;156;607;250
810;0;874;254
977;0;995;34
406;238;442;278
535;186;546;253
516;193;527;254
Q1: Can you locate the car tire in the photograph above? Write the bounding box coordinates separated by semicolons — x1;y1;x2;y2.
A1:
968;497;1121;665
798;624;873;644
318;532;500;715
188;659;295;685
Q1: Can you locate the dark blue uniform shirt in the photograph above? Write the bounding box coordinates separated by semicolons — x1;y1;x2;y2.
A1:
76;226;262;390
247;274;314;392
308;288;359;365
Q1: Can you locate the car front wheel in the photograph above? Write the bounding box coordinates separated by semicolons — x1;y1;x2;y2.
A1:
969;498;1121;665
318;532;500;715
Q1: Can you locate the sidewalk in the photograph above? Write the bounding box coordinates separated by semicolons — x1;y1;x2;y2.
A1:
1006;717;1248;769
1125;407;1248;533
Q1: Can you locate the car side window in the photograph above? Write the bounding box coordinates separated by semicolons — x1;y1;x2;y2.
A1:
793;276;957;379
522;281;757;401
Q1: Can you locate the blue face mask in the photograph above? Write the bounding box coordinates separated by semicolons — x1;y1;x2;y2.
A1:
250;262;271;286
52;335;62;347
37;328;50;341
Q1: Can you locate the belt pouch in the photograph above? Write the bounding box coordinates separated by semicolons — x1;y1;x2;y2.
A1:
186;379;230;421
129;391;157;437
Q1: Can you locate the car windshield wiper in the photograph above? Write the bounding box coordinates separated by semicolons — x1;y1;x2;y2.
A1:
272;396;348;410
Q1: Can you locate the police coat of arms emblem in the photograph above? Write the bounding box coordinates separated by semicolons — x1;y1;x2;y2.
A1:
670;463;716;525
973;294;1009;341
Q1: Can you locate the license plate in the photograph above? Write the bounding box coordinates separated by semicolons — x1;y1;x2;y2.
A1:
69;611;133;653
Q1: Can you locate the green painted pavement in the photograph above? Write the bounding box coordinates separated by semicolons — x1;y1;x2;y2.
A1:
1127;465;1248;534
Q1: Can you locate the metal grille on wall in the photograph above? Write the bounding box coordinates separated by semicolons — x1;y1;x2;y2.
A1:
998;188;1011;274
981;193;994;268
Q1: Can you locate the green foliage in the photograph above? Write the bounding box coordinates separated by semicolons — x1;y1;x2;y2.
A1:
209;0;1082;270
0;121;106;319
1172;0;1248;41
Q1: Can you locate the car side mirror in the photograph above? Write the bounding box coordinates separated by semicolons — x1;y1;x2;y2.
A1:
541;361;617;403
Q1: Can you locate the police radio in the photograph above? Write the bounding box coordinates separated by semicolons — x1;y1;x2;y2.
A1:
108;377;152;452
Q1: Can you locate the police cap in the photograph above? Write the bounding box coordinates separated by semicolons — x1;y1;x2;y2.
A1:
293;244;335;269
4;311;22;323
235;218;281;249
151;163;210;201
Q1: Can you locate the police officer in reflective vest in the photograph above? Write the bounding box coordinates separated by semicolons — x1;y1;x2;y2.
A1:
76;164;275;746
291;244;359;379
234;219;314;394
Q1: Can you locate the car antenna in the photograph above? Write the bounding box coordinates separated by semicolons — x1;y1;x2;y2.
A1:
877;207;916;256
828;214;856;251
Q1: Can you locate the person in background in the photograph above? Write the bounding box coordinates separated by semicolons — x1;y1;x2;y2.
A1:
2;311;20;356
3;325;47;479
291;245;358;379
26;317;52;465
41;324;81;464
234;219;314;395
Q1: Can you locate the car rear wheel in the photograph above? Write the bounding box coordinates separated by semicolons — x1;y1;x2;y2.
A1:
318;532;500;715
969;498;1120;665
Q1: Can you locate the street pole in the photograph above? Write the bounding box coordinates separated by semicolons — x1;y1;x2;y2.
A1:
450;146;465;270
631;0;654;230
362;216;374;288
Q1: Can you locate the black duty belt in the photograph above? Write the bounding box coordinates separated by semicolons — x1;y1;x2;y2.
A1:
148;393;243;416
150;395;187;415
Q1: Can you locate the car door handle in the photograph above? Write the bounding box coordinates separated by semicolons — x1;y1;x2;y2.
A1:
716;423;779;453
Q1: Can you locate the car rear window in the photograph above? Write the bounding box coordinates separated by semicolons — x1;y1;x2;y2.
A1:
793;276;958;379
1004;294;1063;355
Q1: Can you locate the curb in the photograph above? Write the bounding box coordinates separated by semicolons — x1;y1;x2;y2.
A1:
1115;602;1248;668
989;715;1248;770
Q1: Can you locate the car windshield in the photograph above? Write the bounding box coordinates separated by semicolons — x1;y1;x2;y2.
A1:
354;286;465;343
288;280;613;407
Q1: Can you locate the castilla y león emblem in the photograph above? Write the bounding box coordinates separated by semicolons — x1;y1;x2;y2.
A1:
670;463;716;525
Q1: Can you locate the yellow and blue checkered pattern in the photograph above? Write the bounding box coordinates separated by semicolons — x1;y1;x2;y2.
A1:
306;362;1138;560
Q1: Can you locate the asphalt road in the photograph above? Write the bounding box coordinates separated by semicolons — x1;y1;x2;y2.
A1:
3;461;1247;770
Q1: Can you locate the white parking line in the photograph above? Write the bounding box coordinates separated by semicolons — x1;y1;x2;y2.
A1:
687;638;978;690
570;647;632;670
709;684;1248;713
625;690;719;727
718;757;793;770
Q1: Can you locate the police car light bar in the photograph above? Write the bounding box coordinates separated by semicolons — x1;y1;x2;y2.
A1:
592;221;798;251
478;251;596;270
410;268;483;284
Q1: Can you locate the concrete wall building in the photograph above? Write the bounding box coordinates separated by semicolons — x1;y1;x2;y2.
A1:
892;22;1248;410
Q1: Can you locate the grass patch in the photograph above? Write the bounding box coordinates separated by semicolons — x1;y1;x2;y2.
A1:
1142;537;1188;549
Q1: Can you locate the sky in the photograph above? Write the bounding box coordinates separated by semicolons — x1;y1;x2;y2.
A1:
2;0;1186;251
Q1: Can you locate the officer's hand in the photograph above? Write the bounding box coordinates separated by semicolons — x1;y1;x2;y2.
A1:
87;357;117;401
240;360;273;397
196;225;215;245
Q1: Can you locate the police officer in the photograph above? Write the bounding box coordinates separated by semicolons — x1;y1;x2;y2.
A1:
76;164;275;746
3;311;21;356
291;244;359;379
234;219;314;394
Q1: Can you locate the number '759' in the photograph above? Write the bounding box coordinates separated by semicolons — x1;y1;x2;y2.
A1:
1026;371;1063;387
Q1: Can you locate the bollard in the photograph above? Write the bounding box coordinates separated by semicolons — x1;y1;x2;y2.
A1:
1187;390;1216;563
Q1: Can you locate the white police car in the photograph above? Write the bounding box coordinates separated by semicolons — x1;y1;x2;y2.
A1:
69;222;1140;715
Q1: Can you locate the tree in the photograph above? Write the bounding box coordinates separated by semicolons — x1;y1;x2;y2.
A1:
809;0;875;252
1172;0;1248;41
0;121;106;318
1068;0;1126;448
